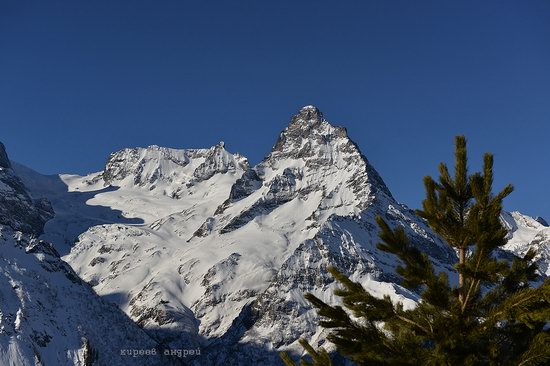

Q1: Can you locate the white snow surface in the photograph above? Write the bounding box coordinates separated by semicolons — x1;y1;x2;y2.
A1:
501;211;550;276
0;225;164;366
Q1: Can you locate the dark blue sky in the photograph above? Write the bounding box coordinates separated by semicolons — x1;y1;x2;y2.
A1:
1;1;549;217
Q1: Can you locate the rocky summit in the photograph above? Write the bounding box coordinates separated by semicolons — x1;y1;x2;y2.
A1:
0;143;53;235
1;106;547;365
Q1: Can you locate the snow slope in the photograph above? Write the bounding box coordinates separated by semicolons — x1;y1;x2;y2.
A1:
0;227;166;366
502;211;550;276
15;142;251;351
0;143;168;366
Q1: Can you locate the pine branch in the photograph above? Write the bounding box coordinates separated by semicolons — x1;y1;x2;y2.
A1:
298;339;332;366
461;247;485;313
394;314;431;335
486;280;550;328
517;333;550;366
279;340;332;366
280;352;300;366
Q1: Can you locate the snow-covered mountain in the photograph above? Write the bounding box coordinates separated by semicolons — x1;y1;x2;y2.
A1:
102;142;248;195
0;143;171;365
502;211;550;276
14;142;248;256
0;227;170;366
9;106;549;365
11;106;455;364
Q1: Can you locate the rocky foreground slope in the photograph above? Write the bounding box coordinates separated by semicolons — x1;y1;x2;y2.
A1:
9;106;549;365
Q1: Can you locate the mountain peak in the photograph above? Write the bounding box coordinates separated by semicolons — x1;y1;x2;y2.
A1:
273;106;342;153
0;142;11;169
286;105;324;129
536;216;549;227
0;143;53;235
214;106;393;232
263;107;393;201
296;105;323;121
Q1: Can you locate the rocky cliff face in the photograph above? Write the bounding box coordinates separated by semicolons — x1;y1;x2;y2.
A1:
0;142;11;169
102;143;248;198
0;143;53;235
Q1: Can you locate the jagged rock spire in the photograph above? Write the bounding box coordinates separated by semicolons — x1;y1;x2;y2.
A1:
291;105;323;125
536;216;549;227
0;142;11;169
0;142;53;235
268;105;392;200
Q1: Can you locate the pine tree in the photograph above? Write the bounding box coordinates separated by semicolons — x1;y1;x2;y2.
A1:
282;136;550;366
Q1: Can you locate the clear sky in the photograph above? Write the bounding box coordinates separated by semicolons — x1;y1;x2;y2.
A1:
1;1;549;218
